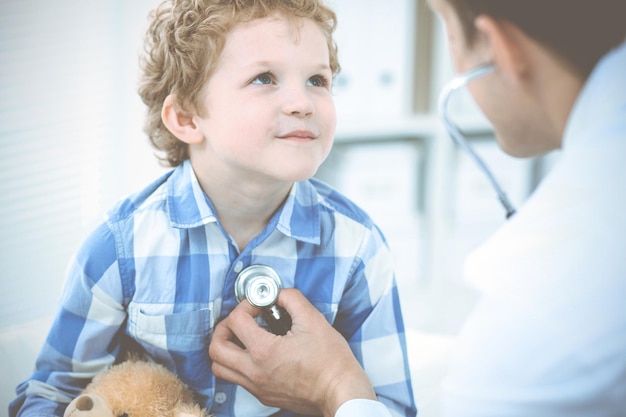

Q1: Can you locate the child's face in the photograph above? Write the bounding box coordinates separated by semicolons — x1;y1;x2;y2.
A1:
191;15;336;184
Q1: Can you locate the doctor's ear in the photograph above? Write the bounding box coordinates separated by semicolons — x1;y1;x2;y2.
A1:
161;94;204;145
474;15;532;85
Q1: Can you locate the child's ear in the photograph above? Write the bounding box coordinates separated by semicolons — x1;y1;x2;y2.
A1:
474;15;530;86
161;94;204;144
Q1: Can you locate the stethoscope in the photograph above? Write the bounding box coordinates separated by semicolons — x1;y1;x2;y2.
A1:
438;63;517;219
234;265;292;335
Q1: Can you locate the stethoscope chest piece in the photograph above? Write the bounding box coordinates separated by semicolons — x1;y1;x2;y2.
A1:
234;264;292;335
234;265;282;308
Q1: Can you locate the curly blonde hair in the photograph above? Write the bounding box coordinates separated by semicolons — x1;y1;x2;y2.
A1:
138;0;340;167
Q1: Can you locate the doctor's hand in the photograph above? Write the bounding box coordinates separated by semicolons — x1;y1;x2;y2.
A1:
209;288;376;417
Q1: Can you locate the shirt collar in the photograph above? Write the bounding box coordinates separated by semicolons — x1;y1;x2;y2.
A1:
166;160;321;244
562;40;626;150
275;181;321;245
166;160;218;228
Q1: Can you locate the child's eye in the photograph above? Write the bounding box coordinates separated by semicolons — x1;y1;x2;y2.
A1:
251;72;274;85
307;75;329;88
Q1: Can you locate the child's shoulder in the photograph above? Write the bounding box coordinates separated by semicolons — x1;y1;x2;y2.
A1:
306;177;374;228
106;169;175;224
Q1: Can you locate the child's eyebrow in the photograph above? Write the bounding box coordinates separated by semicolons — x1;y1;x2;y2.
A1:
243;61;332;72
312;63;332;72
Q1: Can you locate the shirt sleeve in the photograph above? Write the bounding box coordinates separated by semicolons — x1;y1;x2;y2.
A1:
10;222;127;417
334;224;417;417
336;399;393;417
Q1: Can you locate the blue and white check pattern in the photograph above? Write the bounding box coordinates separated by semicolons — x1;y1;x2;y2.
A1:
10;160;416;417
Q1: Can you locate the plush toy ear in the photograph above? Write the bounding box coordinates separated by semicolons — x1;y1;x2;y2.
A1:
63;393;113;417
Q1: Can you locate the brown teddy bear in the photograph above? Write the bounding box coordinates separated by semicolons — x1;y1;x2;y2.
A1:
63;358;209;417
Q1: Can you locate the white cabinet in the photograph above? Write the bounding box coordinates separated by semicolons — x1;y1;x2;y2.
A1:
326;0;416;120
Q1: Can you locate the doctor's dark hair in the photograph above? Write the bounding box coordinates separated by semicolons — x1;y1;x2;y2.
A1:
138;0;340;167
447;0;626;79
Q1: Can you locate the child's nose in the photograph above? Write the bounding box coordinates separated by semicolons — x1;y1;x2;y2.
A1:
282;86;314;117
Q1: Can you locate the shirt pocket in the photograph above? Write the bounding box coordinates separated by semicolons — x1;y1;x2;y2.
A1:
127;303;213;352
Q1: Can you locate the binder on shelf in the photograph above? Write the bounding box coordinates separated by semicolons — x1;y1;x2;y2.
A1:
326;0;415;120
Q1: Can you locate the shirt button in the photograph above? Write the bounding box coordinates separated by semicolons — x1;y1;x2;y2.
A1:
234;261;243;273
215;392;227;404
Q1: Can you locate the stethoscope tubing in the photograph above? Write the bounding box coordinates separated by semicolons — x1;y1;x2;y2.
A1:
438;63;516;219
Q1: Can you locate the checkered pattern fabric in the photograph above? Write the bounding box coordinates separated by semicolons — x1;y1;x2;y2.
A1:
11;160;416;417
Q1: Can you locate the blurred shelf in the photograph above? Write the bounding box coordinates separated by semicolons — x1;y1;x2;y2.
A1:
334;114;493;143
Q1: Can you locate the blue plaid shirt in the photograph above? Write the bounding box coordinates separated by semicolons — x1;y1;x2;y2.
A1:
11;160;416;417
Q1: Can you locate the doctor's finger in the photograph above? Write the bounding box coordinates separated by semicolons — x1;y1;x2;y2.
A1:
211;353;254;387
214;301;276;353
209;305;256;362
209;318;259;378
209;318;240;356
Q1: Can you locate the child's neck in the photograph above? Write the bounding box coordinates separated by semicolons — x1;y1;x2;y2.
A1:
219;205;278;252
196;171;293;252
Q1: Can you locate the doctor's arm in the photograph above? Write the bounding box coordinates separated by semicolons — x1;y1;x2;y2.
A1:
209;288;391;417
